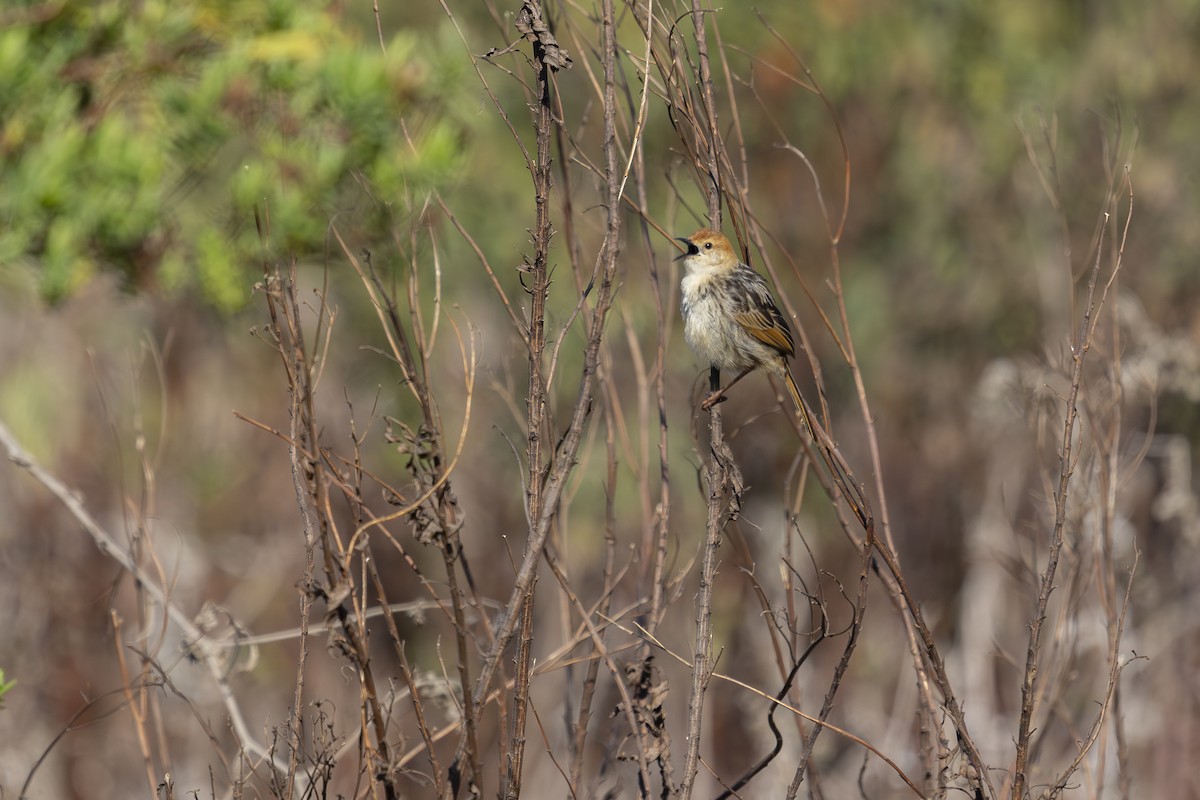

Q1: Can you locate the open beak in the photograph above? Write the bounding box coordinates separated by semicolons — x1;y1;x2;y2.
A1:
674;236;696;261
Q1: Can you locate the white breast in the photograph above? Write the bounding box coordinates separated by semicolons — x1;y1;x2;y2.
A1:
681;272;753;372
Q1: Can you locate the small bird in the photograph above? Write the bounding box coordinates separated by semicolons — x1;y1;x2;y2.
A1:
676;228;812;430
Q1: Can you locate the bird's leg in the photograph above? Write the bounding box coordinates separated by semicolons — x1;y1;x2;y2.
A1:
702;367;724;408
702;366;754;410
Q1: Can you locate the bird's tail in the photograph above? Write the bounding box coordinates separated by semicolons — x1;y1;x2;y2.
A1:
784;368;816;440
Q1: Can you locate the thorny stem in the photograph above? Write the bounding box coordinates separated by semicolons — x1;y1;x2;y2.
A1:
692;2;722;223
283;319;316;800
680;368;735;800
679;5;738;797
676;0;729;796
1011;205;1122;797
455;4;627;798
503;2;555;791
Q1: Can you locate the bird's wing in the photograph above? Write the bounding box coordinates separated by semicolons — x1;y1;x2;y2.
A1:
732;268;796;357
734;308;795;356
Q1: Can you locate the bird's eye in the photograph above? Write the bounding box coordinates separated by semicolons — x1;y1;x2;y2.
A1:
704;242;713;249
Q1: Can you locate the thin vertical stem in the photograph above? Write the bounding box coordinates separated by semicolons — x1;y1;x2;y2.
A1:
504;1;556;792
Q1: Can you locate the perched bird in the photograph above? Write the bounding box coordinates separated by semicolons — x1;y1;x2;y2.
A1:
676;228;812;430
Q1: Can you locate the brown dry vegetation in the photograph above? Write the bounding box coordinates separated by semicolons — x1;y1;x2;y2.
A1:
3;1;1199;799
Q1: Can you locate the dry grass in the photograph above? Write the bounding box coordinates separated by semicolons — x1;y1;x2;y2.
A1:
2;3;1196;799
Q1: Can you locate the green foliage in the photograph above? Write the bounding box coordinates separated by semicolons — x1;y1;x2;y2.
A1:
0;668;13;708
0;0;469;309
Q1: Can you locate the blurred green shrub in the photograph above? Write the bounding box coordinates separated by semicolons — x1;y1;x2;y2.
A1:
0;0;468;310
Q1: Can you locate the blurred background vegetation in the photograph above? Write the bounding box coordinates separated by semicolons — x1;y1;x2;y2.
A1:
2;0;1199;797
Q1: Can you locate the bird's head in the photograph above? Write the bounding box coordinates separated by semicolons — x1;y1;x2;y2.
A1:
675;229;737;273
